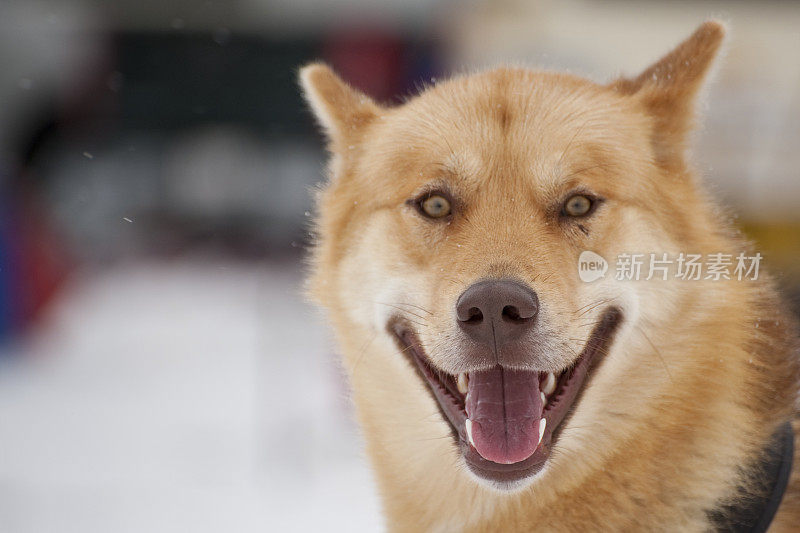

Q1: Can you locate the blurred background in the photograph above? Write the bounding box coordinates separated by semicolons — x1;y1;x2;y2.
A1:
0;0;798;531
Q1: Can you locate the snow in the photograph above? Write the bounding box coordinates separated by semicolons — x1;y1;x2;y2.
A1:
0;260;382;532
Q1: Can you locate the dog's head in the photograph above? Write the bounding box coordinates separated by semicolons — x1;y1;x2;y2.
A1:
302;22;726;490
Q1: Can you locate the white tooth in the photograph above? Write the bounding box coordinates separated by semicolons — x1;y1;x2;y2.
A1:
540;391;547;406
457;373;469;395
542;372;556;395
538;418;547;446
465;418;475;446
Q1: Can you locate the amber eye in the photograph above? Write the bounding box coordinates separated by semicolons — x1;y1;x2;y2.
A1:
420;194;451;219
562;194;593;217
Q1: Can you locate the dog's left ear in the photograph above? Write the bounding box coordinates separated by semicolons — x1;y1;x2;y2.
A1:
299;63;381;152
610;21;726;168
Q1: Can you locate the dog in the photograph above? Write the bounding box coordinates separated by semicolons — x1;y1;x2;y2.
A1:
300;21;800;531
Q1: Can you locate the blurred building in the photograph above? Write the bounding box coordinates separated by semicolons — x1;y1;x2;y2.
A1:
0;0;444;342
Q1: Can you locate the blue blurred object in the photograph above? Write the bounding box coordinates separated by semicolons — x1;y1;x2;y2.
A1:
0;187;18;344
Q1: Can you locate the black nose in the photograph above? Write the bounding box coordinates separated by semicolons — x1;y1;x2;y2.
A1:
456;280;539;347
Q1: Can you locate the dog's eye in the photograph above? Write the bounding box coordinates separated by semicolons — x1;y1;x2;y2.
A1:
420;194;451;219
562;194;593;217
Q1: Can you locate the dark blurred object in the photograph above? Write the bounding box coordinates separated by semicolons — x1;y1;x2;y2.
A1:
17;29;440;264
116;33;318;137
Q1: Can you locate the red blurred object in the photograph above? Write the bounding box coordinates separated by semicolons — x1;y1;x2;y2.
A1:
322;28;408;102
12;189;70;330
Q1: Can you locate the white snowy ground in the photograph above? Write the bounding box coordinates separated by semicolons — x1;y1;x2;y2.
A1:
0;260;382;532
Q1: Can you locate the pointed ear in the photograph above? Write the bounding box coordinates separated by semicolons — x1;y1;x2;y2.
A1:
610;21;726;168
299;62;380;150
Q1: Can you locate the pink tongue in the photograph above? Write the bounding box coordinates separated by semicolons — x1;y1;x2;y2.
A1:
466;366;543;464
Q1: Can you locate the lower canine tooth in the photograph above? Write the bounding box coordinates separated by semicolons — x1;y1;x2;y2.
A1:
538;419;547;446
457;373;469;395
542;372;556;395
465;418;475;446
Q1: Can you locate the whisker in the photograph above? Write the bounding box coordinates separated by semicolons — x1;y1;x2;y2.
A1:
573;319;605;329
635;325;675;384
415;434;456;442
560;162;615;181
556;117;595;170
394;302;435;316
574;298;614;319
573;298;609;315
374;301;430;322
352;331;379;375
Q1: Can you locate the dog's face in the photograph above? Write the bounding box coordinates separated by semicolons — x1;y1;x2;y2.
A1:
303;23;724;490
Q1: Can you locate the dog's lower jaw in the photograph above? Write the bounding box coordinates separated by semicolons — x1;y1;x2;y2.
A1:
462;457;549;493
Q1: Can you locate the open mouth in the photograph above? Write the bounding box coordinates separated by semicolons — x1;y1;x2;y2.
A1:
390;307;622;486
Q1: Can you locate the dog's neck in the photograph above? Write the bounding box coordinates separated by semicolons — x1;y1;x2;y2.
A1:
708;421;794;532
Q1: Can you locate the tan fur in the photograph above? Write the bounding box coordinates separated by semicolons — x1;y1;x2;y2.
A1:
300;21;800;531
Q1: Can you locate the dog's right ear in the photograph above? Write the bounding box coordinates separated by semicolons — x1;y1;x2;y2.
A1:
609;21;726;170
299;63;380;151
